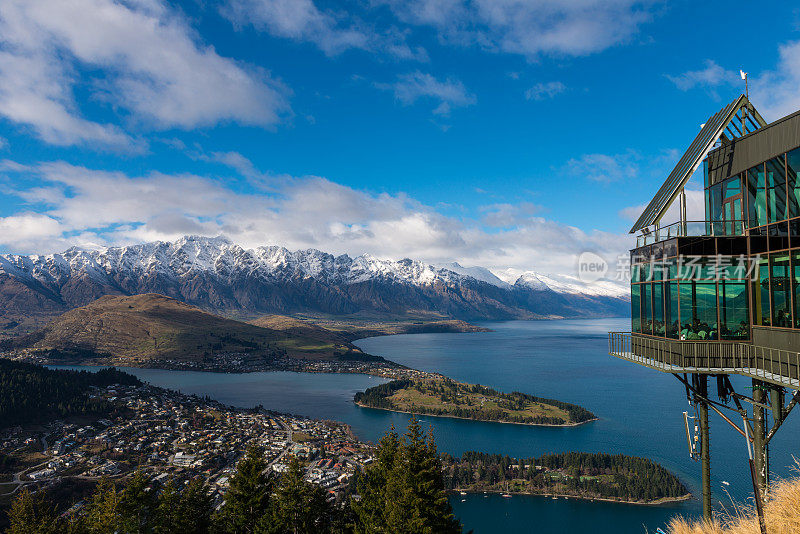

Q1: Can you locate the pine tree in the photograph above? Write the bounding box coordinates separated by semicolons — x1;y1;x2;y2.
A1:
264;457;332;534
6;488;59;534
119;471;155;533
351;426;399;534
352;420;461;534
83;479;124;534
153;481;180;534
216;445;272;534
155;479;212;534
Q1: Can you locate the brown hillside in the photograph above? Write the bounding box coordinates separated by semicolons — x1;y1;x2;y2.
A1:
5;294;368;364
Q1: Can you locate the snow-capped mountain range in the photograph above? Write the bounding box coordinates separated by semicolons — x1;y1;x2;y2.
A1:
0;236;629;331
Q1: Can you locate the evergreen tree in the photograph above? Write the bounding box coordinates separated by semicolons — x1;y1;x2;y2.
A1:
351;426;399;534
153;481;180;534
119;471;155;533
264;457;332;534
353;420;461;534
155;479;212;534
216;445;272;534
6;488;59;534
83;479;124;534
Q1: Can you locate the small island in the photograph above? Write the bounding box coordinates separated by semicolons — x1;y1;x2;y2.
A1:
354;378;596;426
443;451;691;505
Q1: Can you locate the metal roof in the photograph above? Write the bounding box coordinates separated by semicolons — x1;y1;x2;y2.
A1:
630;95;767;233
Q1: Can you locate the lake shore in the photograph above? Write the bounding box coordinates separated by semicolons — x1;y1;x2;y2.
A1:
450;489;693;507
354;401;599;427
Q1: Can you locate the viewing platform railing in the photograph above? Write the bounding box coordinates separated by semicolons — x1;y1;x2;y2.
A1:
608;331;800;389
636;219;746;248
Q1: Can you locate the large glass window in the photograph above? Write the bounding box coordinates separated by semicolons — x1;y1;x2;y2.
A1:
631;284;641;333
652;282;664;336
748;164;767;227
707;181;724;224
788;148;800;218
665;281;679;339
719;281;749;340
770;253;791;327
793;252;800;329
642;283;652;335
767;157;787;223
679;281;718;340
751;256;771;326
707;175;744;234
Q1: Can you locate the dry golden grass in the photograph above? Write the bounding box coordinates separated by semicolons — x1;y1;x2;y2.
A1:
668;476;800;534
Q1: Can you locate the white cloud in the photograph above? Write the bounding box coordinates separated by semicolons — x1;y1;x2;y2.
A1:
525;81;566;101
1;160;631;279
222;0;425;60
752;41;800;121
666;60;740;99
567;151;639;183
383;71;476;115
619;187;705;226
480;202;541;227
379;0;654;58
0;0;290;148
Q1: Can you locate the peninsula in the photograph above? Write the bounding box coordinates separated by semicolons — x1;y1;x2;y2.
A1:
354;378;596;426
443;451;691;505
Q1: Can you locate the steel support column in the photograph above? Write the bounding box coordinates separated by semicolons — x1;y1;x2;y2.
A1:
752;379;769;499
698;375;712;519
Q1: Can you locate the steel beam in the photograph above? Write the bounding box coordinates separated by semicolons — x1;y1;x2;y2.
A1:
697;375;712;520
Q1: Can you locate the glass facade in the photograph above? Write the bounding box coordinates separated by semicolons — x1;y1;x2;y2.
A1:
632;144;800;340
631;257;749;341
748;164;767;227
788;148;800;218
767;157;787;223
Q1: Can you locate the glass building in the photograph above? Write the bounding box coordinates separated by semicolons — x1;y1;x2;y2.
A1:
627;98;800;356
609;94;800;522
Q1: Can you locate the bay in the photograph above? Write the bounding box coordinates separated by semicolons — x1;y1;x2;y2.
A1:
52;317;800;533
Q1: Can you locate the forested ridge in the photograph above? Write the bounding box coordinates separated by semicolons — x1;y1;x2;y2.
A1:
442;451;688;503
0;359;141;428
354;378;596;425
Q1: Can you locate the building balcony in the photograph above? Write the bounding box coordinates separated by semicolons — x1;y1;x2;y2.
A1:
608;331;800;389
636;220;746;248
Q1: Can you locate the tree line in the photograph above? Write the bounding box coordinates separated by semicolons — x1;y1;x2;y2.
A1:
0;360;141;428
441;450;688;502
5;419;462;534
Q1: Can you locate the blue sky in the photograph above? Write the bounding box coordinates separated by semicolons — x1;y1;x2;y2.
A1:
2;0;800;279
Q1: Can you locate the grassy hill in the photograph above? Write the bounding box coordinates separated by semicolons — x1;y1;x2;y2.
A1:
1;294;378;366
354;378;596;426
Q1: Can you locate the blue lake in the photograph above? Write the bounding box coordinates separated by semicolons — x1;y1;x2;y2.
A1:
54;318;800;533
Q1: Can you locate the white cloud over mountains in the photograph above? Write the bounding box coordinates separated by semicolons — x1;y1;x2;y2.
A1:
0;0;289;148
0;158;632;279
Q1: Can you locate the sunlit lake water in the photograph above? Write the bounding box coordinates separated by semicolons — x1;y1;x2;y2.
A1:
54;318;800;533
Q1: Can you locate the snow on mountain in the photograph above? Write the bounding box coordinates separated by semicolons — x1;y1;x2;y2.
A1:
435;262;512;289
0;235;628;300
515;271;629;298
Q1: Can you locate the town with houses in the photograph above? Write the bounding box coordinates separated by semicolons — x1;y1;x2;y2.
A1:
5;348;441;381
0;382;379;512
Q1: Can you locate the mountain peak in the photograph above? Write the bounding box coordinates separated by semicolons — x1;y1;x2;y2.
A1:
0;236;629;333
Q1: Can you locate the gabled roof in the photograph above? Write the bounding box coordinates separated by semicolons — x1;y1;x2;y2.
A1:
630;95;767;233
